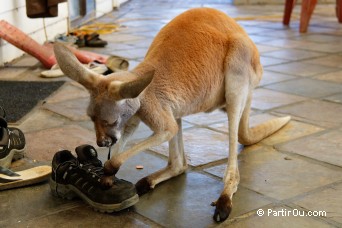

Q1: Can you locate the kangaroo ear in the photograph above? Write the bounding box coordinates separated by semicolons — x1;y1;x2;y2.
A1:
108;69;154;100
53;43;100;90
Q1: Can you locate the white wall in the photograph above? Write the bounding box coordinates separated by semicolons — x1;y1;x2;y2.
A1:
113;0;129;8
95;0;129;18
0;0;68;66
0;0;126;66
95;0;114;18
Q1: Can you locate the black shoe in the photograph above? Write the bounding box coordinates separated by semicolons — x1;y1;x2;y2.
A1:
0;106;26;168
50;145;139;212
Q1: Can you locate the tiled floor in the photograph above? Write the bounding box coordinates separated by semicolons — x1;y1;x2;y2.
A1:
1;0;342;227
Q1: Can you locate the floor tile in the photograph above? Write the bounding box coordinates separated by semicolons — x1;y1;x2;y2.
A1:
206;147;342;200
258;71;296;87
128;60;142;70
25;125;96;161
265;62;338;77
262;49;326;61
109;48;148;60
129;122;154;141
209;113;324;146
103;42;136;52
262;28;300;40
314;70;342;83
101;34;147;43
274;100;342;128
221;205;333;228
249;34;274;43
227;187;272;219
251;88;306;110
19;207;160;228
150;127;235;167
292;34;342;43
11;55;40;67
135;171;271;227
302;55;342;68
0;183;81;227
245;27;274;35
128;39;154;49
135;172;222;227
183;110;227;126
256;44;281;53
127;120;193;142
295;183;342;224
239;148;342;200
45;82;89;103
0;67;28;80
43;97;90;121
208;113;277;134
260;120;324;145
324;93;342;104
109;151;168;184
297;41;342;53
18;109;69;133
277;130;342;167
265;78;342;98
259;39;304;48
260;56;290;67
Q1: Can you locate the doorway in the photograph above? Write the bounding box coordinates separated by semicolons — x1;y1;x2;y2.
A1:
69;0;96;28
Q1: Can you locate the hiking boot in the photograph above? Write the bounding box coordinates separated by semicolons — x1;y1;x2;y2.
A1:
50;145;139;212
0;106;26;168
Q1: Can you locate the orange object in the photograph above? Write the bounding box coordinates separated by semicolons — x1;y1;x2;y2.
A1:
283;0;296;26
0;20;56;68
43;42;108;65
0;20;108;68
299;0;317;33
283;0;341;33
337;0;342;23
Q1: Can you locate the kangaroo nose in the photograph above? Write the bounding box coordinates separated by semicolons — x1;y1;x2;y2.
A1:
97;137;112;147
111;137;118;144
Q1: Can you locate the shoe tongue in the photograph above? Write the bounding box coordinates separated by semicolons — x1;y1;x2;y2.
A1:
75;145;101;166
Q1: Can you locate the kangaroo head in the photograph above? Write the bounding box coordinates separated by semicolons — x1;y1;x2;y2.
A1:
54;43;154;147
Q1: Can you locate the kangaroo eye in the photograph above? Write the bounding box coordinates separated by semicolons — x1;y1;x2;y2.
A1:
110;120;118;126
103;120;117;127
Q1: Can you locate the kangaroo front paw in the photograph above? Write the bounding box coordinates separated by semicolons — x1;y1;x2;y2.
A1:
100;175;114;188
213;195;232;222
135;177;152;196
103;160;118;175
100;161;120;189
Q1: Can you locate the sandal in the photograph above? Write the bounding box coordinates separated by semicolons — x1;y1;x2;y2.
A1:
0;165;51;190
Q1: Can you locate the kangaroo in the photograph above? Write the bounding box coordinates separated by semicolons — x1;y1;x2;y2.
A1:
54;7;290;222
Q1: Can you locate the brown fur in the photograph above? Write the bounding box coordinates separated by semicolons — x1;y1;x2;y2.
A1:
54;8;290;222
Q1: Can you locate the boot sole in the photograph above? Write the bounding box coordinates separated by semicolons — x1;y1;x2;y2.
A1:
49;177;139;212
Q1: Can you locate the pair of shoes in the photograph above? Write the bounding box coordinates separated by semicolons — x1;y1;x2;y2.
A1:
50;145;139;212
73;33;108;48
84;33;108;47
0;106;26;168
